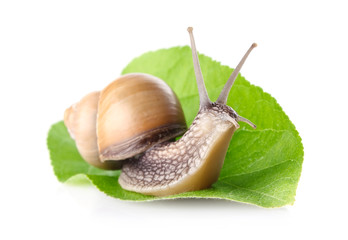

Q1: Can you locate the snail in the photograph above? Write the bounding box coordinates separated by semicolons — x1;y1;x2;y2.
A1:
64;27;257;197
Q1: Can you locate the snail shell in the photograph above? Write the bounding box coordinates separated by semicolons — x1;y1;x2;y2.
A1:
64;73;187;169
97;73;187;162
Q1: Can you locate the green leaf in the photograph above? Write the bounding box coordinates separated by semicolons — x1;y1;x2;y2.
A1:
47;46;303;208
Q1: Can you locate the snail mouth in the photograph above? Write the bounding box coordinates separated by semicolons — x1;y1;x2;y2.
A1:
226;116;240;129
99;124;187;162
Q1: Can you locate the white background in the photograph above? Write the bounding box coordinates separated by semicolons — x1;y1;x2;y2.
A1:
1;0;347;239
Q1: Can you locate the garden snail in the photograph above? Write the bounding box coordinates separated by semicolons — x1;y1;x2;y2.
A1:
64;27;257;197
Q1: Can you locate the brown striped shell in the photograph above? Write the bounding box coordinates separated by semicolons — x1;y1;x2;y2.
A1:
64;73;187;170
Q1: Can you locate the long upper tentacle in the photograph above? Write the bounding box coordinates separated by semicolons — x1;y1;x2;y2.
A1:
187;27;211;108
216;43;257;104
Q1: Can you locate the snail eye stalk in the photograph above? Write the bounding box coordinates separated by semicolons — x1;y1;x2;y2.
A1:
187;27;211;108
216;43;257;105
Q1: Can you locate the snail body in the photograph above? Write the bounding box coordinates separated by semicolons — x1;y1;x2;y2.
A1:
119;103;241;196
118;28;256;196
64;27;257;197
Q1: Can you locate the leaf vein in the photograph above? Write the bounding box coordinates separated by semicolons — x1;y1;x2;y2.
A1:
219;158;297;179
219;180;288;203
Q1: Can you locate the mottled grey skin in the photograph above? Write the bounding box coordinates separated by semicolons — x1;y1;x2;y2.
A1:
118;103;240;196
119;28;257;196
